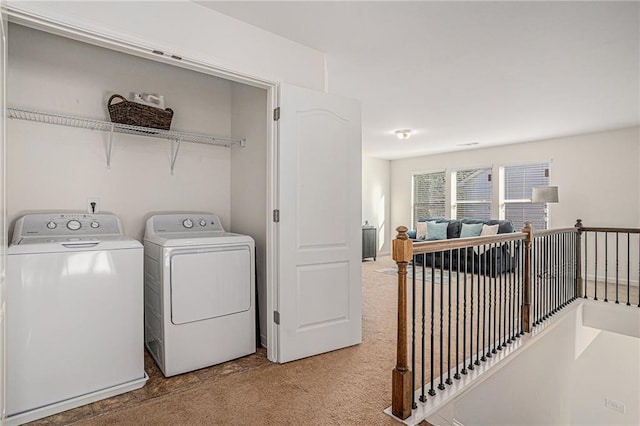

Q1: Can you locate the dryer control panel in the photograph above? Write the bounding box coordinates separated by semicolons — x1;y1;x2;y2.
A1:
12;213;124;243
146;214;224;234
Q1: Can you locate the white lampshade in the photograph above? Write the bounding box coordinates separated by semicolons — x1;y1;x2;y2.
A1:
532;186;559;203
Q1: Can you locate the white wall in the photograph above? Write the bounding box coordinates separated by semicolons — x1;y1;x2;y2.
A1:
571;330;640;425
7;23;238;240
454;309;576;425
5;1;326;91
230;82;268;346
453;303;640;426
362;155;391;255
391;127;640;232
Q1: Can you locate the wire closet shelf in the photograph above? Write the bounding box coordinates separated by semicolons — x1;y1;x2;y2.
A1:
7;107;246;148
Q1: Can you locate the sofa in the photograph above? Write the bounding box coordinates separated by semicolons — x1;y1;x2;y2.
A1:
407;218;518;277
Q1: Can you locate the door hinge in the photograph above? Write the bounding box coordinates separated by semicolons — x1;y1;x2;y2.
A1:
273;107;280;121
273;311;280;325
273;209;280;223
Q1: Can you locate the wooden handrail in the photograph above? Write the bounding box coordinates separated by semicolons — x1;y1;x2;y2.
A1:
391;226;413;420
580;226;640;234
412;232;526;254
532;227;578;238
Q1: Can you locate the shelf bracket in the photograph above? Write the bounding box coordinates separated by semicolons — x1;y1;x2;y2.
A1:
170;139;182;175
240;138;247;148
106;123;115;170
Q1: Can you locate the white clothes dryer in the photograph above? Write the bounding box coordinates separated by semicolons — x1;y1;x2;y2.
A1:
6;213;147;425
143;213;256;377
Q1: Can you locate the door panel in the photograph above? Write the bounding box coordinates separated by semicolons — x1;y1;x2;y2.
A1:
296;261;350;330
277;84;361;363
296;109;349;249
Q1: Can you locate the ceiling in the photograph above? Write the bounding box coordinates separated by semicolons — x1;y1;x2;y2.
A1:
198;1;640;160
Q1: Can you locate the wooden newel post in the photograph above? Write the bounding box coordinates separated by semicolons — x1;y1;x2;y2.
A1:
521;221;533;333
575;219;583;298
391;226;413;419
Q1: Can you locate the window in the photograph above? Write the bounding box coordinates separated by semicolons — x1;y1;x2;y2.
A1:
503;163;550;230
412;172;446;226
453;168;492;219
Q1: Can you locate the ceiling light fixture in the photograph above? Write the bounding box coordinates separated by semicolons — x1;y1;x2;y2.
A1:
394;129;412;140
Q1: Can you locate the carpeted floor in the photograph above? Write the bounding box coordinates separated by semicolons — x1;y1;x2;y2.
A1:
27;255;408;426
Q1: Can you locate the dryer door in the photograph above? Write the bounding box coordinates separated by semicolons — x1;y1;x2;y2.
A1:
170;246;252;325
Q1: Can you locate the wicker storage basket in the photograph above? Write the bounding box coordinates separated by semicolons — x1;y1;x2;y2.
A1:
107;94;174;130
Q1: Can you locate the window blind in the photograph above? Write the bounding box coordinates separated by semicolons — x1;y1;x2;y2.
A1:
412;172;446;225
455;168;492;219
503;162;550;230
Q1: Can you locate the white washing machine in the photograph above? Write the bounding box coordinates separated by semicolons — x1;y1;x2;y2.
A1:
6;213;147;425
143;213;256;377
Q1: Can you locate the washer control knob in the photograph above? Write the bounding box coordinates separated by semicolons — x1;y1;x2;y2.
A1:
66;220;81;231
182;219;194;229
199;219;207;227
46;221;57;229
90;221;100;229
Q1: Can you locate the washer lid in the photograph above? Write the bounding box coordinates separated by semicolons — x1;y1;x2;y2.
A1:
144;232;254;248
8;235;142;255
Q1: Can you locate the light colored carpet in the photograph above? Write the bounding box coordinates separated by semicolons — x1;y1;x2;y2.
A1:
27;256;410;426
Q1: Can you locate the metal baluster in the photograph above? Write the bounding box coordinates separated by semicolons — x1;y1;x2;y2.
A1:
492;244;498;357
574;232;578;300
494;243;500;352
535;237;540;325
551;234;560;314
544;235;550;319
559;233;563;307
446;251;453;386
572;232;576;301
475;250;482;364
454;249;461;380
420;261;427;403
564;233;568;306
584;232;588;299
507;241;512;344
520;237;524;336
627;233;631;306
615;232;619;304
604;232;609;302
462;248;468;375
438;260;445;391
411;258;416;408
469;248;476;370
429;260;436;396
497;243;503;349
498;243;504;346
482;244;488;362
594;232;598;301
563;233;567;306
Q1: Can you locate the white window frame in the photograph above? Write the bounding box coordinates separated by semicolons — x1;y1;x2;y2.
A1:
411;170;446;227
451;166;493;220
499;161;551;230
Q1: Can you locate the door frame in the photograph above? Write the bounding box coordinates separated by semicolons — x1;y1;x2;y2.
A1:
2;6;281;362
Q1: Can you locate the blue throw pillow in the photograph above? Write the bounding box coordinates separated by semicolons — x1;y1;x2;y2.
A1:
460;222;483;238
426;221;448;241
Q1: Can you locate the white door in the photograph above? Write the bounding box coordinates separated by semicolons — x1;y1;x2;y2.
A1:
276;84;362;363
